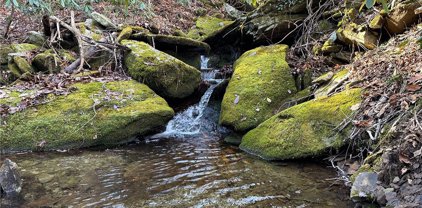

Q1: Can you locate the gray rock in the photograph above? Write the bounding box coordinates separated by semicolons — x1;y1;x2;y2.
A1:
25;31;47;46
91;12;118;30
350;172;378;201
0;159;22;195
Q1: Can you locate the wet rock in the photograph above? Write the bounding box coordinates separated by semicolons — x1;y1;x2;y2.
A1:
0;159;22;195
25;31;47;46
337;23;378;49
91;12;118;30
350;172;378;201
0;80;174;151
224;133;242;146
122;40;201;99
220;45;297;132
385;1;422;34
241;89;362;160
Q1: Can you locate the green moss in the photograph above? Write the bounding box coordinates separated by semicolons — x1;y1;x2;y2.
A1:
121;40;201;99
12;56;32;74
0;44;13;64
219;44;297;132
186;16;234;41
0;90;26;105
117;27;133;43
240;88;362;160
0;80;174;151
32;51;60;73
11;43;39;53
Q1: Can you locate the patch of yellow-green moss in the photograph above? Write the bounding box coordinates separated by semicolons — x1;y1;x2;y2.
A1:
117;27;133;43
0;80;174;152
219;44;297;132
240;88;362;160
121;40;201;99
0;90;27;106
11;43;39;53
186;16;234;40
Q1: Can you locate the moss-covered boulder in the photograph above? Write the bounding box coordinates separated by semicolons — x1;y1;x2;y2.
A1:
116;27;133;43
219;45;297;132
32;50;75;73
11;43;39;53
186;16;235;41
0;80;174;152
240;88;362;160
121;40;201;99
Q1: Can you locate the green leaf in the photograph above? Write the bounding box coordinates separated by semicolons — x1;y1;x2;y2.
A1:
379;0;389;12
365;0;375;9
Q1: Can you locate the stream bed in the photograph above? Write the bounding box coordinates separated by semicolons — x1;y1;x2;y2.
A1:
1;136;352;207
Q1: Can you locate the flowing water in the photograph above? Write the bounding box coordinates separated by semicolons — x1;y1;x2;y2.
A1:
0;55;352;207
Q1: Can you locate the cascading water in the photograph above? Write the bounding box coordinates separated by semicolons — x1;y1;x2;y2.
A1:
151;55;224;138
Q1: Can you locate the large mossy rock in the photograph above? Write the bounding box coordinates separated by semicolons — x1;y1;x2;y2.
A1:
187;16;235;41
0;80;174;152
219;45;297;132
121;40;201;99
337;23;378;49
240;88;362;160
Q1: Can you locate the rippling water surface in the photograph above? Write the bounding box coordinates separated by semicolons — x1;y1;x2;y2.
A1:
2;135;352;207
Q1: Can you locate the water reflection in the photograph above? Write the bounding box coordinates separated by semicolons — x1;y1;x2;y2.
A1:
1;135;352;207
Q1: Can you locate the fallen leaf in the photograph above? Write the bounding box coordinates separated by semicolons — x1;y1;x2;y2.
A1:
399;153;411;164
409;74;422;83
406;84;421;92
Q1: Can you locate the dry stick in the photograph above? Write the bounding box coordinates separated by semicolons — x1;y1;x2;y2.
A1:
49;13;84;74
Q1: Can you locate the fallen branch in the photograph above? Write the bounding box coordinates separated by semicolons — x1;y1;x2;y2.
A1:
49;12;84;73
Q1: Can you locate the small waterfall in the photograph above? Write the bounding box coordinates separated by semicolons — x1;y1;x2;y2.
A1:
151;55;223;138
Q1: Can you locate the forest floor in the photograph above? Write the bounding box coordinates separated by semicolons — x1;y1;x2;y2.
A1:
0;0;225;44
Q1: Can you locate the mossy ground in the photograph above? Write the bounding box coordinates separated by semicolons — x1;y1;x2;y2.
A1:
219;44;297;132
240;88;362;160
0;80;174;152
122;40;201;99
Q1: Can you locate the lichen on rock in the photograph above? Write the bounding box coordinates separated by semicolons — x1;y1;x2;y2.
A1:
240;88;362;160
219;44;297;132
0;80;174;152
121;40;201;99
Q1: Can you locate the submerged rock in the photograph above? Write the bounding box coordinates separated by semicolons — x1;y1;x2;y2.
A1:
240;88;362;160
122;40;201;99
219;45;297;132
0;80;174;151
0;159;22;195
350;172;378;202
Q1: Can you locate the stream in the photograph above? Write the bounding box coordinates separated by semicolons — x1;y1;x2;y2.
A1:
0;54;352;207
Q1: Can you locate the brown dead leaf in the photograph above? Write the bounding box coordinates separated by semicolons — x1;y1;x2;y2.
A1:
399;153;411;164
409;74;422;83
406;84;421;92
